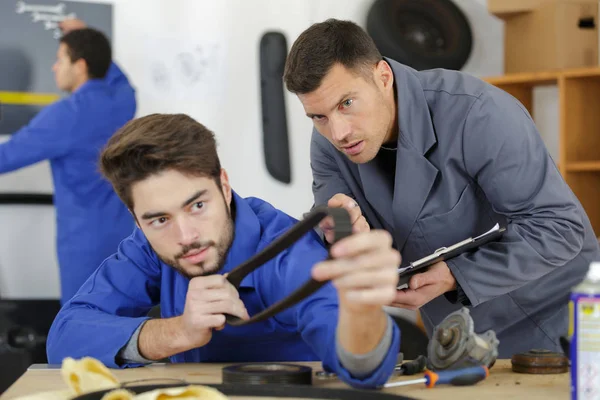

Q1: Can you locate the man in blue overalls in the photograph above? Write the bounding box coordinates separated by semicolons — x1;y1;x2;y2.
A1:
47;114;402;389
0;19;136;304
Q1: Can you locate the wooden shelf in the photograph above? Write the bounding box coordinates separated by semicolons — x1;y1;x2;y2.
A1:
566;162;600;172
485;66;600;86
484;66;600;235
485;71;560;86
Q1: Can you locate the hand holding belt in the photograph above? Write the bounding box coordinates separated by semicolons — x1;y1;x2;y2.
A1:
224;206;352;326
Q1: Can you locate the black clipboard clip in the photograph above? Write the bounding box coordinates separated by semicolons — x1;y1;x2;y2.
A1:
397;223;506;288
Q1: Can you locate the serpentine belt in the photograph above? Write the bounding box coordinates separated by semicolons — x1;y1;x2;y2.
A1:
224;206;353;326
75;383;417;399
75;207;412;399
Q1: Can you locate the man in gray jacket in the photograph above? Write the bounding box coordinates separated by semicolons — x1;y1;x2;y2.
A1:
283;18;600;357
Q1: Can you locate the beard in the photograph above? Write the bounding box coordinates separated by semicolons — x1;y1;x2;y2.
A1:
157;202;235;279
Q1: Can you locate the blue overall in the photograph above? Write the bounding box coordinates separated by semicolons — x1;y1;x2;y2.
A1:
0;62;136;304
47;192;400;389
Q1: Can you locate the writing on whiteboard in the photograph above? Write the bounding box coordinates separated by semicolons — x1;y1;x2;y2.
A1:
15;1;76;38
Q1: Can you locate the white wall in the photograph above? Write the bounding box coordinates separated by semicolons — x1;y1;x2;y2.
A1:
110;0;318;219
108;0;518;218
0;0;563;300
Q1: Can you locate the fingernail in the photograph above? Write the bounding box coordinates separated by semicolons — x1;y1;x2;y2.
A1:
348;201;357;208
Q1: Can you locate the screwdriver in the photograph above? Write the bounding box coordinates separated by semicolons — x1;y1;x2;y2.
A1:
384;365;489;388
395;355;427;375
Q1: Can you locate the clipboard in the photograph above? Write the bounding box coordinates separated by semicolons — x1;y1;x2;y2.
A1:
397;223;506;288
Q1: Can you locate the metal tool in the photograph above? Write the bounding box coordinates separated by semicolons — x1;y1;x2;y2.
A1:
384;365;489;388
395;355;427;376
427;307;499;370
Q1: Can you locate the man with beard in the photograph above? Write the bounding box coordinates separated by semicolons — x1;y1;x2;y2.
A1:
46;113;402;389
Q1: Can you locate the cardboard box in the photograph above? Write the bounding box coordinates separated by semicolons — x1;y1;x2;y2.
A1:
488;0;599;73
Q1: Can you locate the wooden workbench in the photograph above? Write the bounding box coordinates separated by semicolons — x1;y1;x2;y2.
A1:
0;360;569;400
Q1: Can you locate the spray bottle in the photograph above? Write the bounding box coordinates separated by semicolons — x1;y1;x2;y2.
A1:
570;261;600;400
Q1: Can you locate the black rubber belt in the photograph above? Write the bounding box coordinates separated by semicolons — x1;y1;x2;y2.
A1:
74;383;417;399
224;206;352;326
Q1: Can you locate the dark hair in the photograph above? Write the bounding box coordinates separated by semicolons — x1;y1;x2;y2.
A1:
60;28;111;79
283;18;382;94
100;113;222;210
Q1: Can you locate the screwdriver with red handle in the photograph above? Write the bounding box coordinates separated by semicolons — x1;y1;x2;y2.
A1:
384;365;489;388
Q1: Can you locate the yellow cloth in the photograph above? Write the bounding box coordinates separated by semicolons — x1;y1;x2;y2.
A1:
61;357;120;396
11;357;227;400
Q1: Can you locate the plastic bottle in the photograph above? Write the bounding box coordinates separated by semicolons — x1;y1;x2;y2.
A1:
570;261;600;400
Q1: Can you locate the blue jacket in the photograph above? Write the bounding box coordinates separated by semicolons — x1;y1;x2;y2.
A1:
46;192;400;389
0;63;136;304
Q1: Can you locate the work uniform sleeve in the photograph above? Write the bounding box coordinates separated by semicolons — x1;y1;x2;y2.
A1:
262;231;400;389
448;89;586;307
104;61;131;88
0;101;77;172
310;130;355;207
46;229;161;368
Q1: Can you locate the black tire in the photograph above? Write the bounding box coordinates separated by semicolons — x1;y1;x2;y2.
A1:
366;0;473;71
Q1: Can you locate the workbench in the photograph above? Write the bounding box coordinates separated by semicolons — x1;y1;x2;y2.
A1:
0;360;569;400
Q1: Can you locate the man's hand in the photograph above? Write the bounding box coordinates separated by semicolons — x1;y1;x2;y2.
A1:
138;274;249;361
59;18;87;34
179;275;250;348
312;230;400;311
391;261;457;310
312;230;400;355
320;193;370;244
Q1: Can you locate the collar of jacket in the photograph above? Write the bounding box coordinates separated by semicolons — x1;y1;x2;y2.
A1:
74;78;107;94
354;58;440;252
384;57;437;156
218;190;260;288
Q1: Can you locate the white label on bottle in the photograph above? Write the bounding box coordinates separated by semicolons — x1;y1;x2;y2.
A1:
577;297;600;399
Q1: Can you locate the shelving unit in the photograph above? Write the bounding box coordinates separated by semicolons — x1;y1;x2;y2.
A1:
484;67;600;236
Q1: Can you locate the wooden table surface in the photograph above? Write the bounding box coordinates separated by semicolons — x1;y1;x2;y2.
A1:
0;360;570;400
